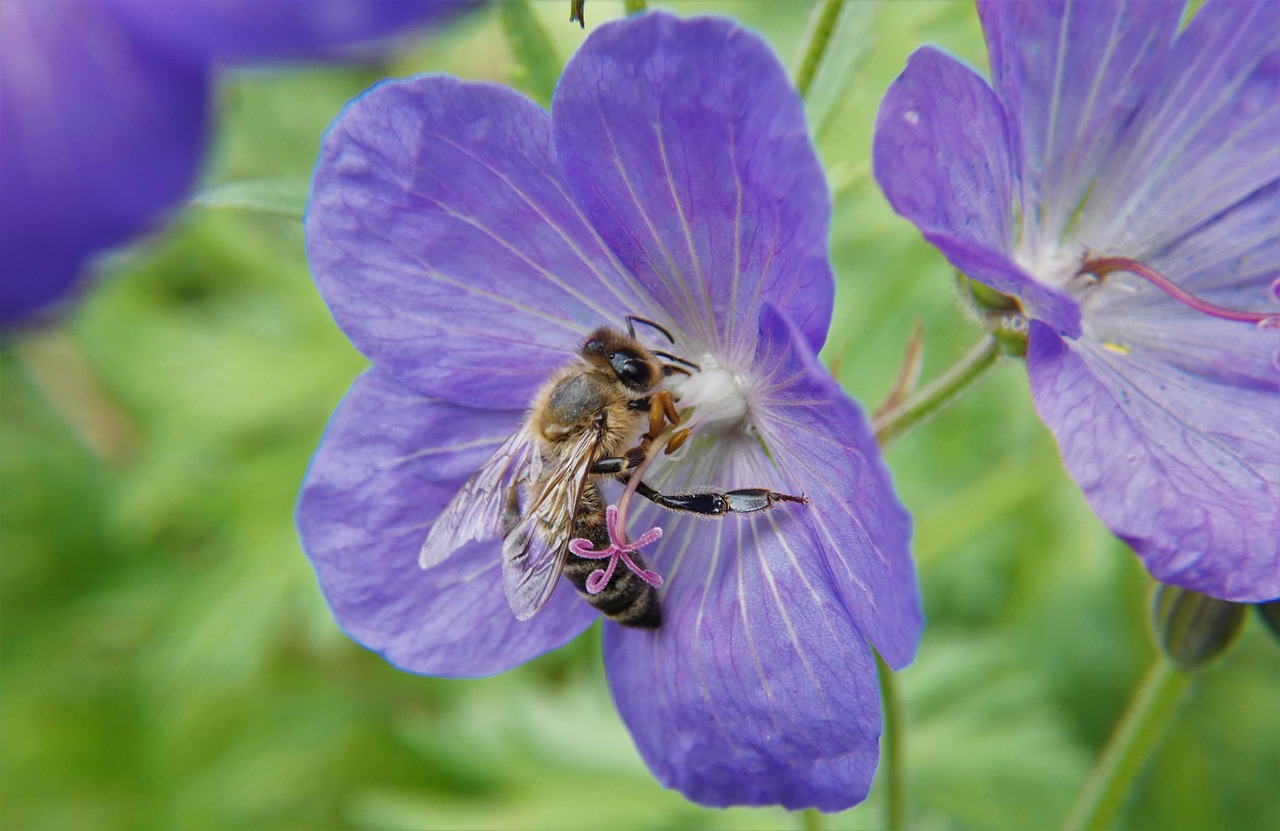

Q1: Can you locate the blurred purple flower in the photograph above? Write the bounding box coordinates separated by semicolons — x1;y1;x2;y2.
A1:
299;12;920;810
873;0;1279;601
0;0;471;327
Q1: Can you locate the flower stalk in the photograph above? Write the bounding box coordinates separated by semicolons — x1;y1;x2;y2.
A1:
1060;656;1192;831
875;650;908;831
873;335;1002;447
792;0;844;99
799;807;827;831
500;0;561;105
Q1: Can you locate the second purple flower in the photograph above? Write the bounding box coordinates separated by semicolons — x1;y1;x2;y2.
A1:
873;0;1279;602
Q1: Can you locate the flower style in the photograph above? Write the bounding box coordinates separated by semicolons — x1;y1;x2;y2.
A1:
568;505;664;595
299;12;920;809
0;0;471;327
873;0;1279;601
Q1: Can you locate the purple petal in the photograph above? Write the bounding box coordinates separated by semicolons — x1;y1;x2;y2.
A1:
873;46;1081;337
1027;321;1280;602
1;0;207;326
601;305;917;808
107;0;473;65
553;12;834;364
297;369;596;676
1127;181;1277;313
306;75;654;407
1081;0;1280;261
977;0;1181;246
604;490;882;810
752;302;920;668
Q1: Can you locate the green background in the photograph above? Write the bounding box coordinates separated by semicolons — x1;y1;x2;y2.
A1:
3;2;1276;829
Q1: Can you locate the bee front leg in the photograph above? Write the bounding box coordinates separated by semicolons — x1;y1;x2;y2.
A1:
634;481;807;516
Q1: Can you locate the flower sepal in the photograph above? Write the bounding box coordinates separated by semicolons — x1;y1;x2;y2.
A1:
959;276;1029;357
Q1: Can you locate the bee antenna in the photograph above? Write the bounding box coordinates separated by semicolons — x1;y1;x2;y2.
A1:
625;315;676;344
653;350;701;371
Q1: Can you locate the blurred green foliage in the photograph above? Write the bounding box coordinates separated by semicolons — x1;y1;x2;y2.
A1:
2;3;1276;830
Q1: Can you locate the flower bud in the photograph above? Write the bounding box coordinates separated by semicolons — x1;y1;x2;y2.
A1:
1152;584;1247;671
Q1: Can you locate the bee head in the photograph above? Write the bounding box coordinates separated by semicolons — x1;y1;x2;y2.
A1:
581;327;660;391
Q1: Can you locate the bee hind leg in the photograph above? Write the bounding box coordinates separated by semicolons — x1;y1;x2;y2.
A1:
589;429;693;478
590;448;647;475
634;481;807;517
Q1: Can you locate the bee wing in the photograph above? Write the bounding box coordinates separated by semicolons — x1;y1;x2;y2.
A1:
502;423;605;621
420;421;541;569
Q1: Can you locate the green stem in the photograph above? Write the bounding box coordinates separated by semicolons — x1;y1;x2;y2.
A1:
876;651;907;831
793;0;843;99
1060;657;1192;831
623;0;647;13
872;335;1001;447
799;807;826;831
499;0;560;106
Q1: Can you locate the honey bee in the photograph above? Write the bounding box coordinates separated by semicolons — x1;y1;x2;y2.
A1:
421;317;806;628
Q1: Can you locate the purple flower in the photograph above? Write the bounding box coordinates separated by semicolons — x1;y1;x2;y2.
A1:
873;0;1279;602
0;0;470;327
298;12;920;810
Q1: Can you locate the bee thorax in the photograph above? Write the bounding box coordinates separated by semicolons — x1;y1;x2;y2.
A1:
535;370;640;446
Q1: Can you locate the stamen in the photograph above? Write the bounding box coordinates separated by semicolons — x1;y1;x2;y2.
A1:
1082;257;1280;326
568;505;664;594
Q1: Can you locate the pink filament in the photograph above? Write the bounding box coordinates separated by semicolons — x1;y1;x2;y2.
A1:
1083;257;1279;326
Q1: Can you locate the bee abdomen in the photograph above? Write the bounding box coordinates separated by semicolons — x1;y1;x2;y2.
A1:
564;552;661;628
566;499;661;629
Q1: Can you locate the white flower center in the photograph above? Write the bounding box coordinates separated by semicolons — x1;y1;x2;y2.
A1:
667;353;751;436
1013;238;1086;293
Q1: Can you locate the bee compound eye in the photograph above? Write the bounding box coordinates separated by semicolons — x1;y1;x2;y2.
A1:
619;359;647;385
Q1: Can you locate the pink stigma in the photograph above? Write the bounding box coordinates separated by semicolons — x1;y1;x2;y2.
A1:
1082;257;1280;326
567;505;664;595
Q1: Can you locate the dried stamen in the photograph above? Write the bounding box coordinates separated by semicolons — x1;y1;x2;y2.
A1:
1082;257;1279;326
568;505;663;594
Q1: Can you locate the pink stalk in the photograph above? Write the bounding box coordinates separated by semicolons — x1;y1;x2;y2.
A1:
1084;257;1279;326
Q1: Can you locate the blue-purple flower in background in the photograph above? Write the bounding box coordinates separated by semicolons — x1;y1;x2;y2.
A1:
873;0;1279;601
298;12;921;810
0;0;471;327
